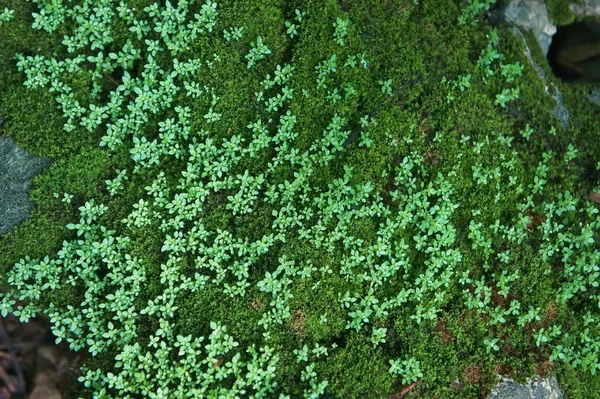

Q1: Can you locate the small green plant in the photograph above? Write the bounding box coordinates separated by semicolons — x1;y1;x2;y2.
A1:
484;337;500;353
378;79;393;96
458;0;498;26
223;26;244;42
564;143;579;164
389;356;423;385
520;123;533;141
61;192;73;204
246;36;272;69
333;17;350;46
0;7;14;25
495;87;520;108
285;9;305;38
315;54;337;89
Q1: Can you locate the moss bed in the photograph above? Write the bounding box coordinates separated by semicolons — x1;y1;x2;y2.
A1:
1;0;600;398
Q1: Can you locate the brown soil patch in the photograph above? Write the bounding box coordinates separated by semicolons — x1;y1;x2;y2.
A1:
249;299;264;311
533;361;555;377
433;318;454;344
493;363;513;378
502;340;517;355
290;309;306;337
339;0;351;11
525;208;546;231
544;302;557;322
463;365;484;385
423;149;440;166
490;286;510;308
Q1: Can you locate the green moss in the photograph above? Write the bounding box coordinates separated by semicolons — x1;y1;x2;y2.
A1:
323;333;393;398
0;210;68;281
546;0;577;26
556;361;600;399
1;0;600;398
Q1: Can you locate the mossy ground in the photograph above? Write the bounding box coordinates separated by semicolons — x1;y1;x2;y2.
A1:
1;0;600;398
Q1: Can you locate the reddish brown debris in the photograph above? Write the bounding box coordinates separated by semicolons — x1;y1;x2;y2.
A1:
533;361;555;378
389;380;421;399
249;299;265;311
0;318;25;398
589;191;600;204
0;306;79;399
493;363;513;378
463;365;484;385
525;208;547;231
433;318;455;345
290;309;306;336
544;302;557;322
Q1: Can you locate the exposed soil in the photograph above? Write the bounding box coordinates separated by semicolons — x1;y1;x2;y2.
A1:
0;313;79;399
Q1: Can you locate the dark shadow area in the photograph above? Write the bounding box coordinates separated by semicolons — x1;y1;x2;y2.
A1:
548;20;600;83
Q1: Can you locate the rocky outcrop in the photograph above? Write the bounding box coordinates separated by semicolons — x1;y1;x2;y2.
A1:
510;26;571;128
0;136;51;234
587;88;600;105
489;0;556;56
489;376;563;399
570;0;600;18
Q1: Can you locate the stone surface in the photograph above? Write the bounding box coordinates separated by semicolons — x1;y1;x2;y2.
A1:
588;89;600;104
511;27;548;83
570;0;600;18
510;27;570;129
489;376;564;399
0;136;51;234
490;0;557;56
549;82;570;129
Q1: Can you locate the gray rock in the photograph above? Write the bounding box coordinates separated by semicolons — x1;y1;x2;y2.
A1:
490;0;557;56
587;89;600;105
549;82;570;129
510;27;570;129
491;379;531;399
489;376;564;399
511;27;548;84
570;0;600;18
0;137;51;234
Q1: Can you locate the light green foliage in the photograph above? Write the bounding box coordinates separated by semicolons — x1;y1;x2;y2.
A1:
223;25;244;42
285;9;305;39
106;169;128;196
0;7;14;25
458;0;498;26
78;322;283;398
315;54;337;89
61;192;73;204
520;123;534;141
246;36;272;69
333;17;349;46
484;337;500;353
2;0;600;398
389;356;423;385
378;79;392;96
564;143;579;164
476;27;501;80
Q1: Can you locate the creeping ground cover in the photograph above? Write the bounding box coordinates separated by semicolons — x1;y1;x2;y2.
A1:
1;0;600;397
